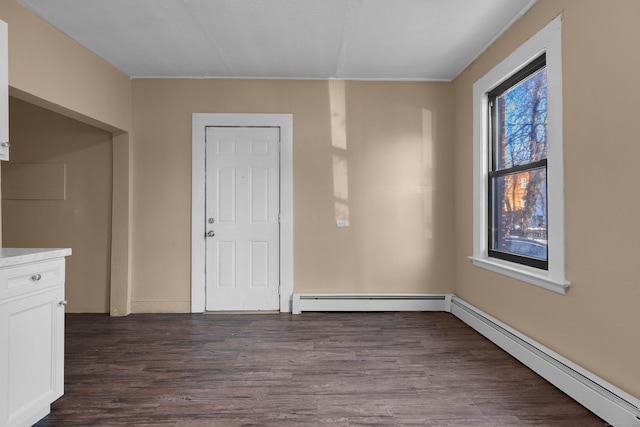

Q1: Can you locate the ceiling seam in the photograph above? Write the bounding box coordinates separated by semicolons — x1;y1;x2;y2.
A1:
333;0;362;80
179;0;236;77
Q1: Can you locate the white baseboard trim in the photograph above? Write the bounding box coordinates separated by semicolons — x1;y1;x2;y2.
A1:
291;293;452;314
450;296;640;427
130;301;191;313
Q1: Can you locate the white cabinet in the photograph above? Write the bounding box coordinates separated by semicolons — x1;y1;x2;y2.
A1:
0;19;8;161
0;250;71;427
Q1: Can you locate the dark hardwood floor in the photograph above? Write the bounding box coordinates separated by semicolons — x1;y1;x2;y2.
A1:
35;312;606;426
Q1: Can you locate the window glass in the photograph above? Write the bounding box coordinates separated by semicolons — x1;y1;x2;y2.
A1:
491;167;547;261
488;58;548;269
495;67;547;170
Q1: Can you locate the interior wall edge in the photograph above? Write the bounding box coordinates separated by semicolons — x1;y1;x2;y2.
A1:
9;86;127;135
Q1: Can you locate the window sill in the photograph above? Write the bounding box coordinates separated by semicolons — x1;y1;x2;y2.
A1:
468;256;570;295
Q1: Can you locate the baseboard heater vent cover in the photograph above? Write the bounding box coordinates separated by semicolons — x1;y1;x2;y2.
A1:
291;293;452;314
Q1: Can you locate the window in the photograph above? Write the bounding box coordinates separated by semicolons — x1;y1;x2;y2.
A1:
488;54;547;270
470;16;569;294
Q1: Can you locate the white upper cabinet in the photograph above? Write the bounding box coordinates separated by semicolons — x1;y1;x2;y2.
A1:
0;19;8;161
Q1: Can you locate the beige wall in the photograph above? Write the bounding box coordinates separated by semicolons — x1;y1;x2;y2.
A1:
0;0;134;314
452;0;640;398
0;0;131;133
131;79;454;311
2;97;112;312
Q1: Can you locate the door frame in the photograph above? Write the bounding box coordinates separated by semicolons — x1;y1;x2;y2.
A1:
191;113;293;313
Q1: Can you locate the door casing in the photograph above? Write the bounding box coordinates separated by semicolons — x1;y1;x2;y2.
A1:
191;113;293;313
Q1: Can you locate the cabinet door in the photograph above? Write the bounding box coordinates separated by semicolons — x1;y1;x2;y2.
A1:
0;287;65;427
0;19;7;161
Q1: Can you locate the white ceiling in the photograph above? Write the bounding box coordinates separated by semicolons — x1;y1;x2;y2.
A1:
17;0;537;81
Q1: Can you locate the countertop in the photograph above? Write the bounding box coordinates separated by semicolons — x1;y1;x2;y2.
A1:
0;248;72;267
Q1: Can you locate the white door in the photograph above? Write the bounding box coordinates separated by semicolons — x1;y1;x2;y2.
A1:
205;126;280;311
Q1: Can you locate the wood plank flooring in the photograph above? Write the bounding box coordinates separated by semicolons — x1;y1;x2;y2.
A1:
35;312;606;426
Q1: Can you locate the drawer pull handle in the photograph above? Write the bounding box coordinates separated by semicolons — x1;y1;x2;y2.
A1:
59;299;68;306
30;274;42;281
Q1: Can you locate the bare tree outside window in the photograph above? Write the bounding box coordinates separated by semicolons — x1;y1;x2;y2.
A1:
489;56;548;268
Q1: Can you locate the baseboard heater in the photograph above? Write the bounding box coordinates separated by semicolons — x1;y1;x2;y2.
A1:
450;297;640;427
291;293;451;314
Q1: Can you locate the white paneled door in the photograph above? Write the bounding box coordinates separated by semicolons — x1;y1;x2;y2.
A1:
205;127;280;311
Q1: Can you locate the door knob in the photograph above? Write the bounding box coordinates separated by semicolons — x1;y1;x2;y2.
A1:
58;299;68;306
207;230;215;238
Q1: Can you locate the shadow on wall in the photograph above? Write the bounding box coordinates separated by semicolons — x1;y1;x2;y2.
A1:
422;108;434;240
329;80;350;225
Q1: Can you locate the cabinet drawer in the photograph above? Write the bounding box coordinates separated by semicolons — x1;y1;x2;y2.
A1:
0;260;64;299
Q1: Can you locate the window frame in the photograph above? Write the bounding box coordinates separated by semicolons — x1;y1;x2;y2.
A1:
487;53;548;270
469;16;570;294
